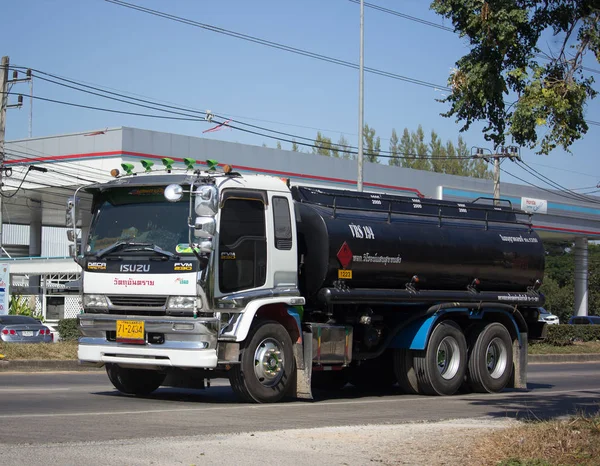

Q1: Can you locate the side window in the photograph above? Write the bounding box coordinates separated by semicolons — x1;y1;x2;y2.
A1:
219;198;267;293
273;196;292;250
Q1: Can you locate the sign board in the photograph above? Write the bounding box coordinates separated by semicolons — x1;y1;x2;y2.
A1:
0;263;10;315
521;197;548;214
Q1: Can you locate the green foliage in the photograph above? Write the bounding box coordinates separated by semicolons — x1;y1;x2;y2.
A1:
57;318;80;341
431;1;599;154
541;241;600;323
313;131;334;157
8;293;44;321
541;324;600;346
291;140;300;152
9;294;32;315
388;126;492;179
363;124;381;163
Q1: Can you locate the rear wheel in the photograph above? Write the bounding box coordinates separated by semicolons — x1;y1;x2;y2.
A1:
229;321;295;403
412;320;467;396
467;322;513;393
106;364;165;396
393;348;418;394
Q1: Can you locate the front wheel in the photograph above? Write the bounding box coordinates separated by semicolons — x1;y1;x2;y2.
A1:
106;363;165;396
229;321;295;403
467;322;513;393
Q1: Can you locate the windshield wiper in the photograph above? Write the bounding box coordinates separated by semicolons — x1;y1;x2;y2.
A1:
93;241;178;259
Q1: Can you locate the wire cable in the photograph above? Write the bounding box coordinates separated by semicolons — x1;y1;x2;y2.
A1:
104;0;450;92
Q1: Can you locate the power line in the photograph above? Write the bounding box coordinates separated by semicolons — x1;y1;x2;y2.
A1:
104;0;450;92
350;0;600;76
517;161;600;204
2;92;206;122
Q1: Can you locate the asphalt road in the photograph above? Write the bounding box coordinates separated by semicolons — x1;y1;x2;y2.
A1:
0;362;598;447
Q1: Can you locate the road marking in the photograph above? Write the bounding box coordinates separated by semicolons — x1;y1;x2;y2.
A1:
0;386;599;419
0;388;72;392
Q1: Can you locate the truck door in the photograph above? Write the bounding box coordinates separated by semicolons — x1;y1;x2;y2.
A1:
218;191;267;293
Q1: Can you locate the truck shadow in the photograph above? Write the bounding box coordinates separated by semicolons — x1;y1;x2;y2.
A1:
466;390;600;421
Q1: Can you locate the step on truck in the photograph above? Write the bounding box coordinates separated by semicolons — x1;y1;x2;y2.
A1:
69;160;546;402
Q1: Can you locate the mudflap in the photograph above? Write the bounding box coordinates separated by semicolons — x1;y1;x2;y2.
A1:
292;331;313;400
510;332;528;390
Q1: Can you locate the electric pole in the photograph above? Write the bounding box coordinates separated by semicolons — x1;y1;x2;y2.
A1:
0;57;10;248
357;0;364;192
473;146;520;206
0;56;30;250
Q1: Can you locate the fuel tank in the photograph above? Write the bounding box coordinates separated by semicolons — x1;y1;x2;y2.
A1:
292;186;545;301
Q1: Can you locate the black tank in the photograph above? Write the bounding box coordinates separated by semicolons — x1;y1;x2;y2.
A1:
292;186;545;300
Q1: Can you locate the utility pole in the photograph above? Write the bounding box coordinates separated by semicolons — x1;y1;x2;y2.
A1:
0;56;10;248
473;146;520;206
0;56;30;250
357;0;364;192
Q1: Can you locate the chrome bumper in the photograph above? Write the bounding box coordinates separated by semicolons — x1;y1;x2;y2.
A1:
78;314;219;369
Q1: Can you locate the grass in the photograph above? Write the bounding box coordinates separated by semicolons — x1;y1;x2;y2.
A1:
529;341;600;354
0;341;78;360
0;341;598;361
471;414;600;466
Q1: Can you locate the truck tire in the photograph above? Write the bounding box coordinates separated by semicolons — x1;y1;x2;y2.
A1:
349;350;397;391
229;321;295;403
412;320;467;396
311;370;348;391
467;322;513;393
393;349;418;394
106;363;165;396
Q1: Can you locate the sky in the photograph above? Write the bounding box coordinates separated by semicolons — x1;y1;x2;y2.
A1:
3;0;600;194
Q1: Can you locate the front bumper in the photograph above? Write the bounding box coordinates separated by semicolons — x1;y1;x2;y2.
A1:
78;314;219;369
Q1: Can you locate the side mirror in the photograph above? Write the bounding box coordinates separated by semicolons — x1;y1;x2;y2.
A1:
194;185;218;216
68;241;81;258
194;217;216;239
66;229;79;242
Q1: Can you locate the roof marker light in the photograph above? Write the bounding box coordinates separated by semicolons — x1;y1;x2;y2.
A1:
121;163;135;175
206;159;218;171
183;158;197;170
162;158;175;172
140;159;154;172
110;168;120;178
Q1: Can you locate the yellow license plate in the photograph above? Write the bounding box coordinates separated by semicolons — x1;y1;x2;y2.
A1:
116;320;145;343
338;269;352;279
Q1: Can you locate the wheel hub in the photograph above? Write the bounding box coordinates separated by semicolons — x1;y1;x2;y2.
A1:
253;338;285;386
436;336;460;380
486;338;508;379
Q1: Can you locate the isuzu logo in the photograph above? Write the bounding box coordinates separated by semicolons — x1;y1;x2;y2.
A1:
119;264;151;273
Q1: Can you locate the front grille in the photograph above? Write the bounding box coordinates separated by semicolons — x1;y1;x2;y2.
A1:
108;296;167;308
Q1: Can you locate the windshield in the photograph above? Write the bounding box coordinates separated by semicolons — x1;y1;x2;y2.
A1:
87;187;191;255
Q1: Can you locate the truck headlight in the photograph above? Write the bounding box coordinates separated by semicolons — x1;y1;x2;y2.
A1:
83;294;108;308
167;296;196;310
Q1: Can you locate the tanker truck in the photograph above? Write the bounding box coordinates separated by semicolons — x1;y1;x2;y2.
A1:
68;160;546;403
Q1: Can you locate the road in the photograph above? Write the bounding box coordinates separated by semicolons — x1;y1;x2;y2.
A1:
0;363;598;465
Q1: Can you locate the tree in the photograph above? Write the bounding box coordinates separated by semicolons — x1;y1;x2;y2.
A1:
429;130;447;173
337;135;352;160
276;141;282;150
291;140;300;152
431;1;599;154
389;129;401;166
398;128;416;169
410;125;431;171
363;124;381;163
313;132;333;156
